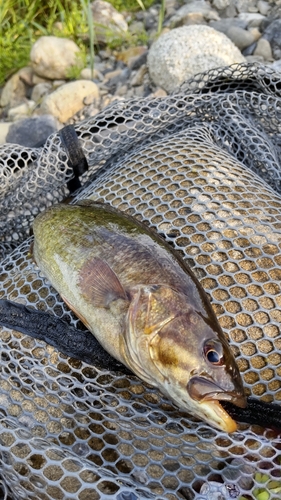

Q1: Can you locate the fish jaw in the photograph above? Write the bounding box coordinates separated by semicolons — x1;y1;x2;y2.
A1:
197;400;238;433
159;375;243;432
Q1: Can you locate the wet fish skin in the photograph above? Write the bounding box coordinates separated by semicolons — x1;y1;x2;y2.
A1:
32;200;245;432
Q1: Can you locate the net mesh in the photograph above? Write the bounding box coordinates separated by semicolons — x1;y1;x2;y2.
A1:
1;62;281;499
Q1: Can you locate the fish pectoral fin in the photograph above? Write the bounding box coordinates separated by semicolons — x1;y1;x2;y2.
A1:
79;257;127;308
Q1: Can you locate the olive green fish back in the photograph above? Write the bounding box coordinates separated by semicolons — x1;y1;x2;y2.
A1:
1;63;281;499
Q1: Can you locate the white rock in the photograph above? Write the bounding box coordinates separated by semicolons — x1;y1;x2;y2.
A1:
0;122;13;144
8;101;35;121
38;80;99;123
257;0;270;15
238;12;265;25
91;0;128;43
30;36;81;80
147;25;246;93
0;71;27;108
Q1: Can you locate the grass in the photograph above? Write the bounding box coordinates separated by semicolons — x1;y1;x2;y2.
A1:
0;0;158;86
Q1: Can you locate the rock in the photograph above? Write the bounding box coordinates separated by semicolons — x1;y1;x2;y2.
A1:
0;122;13;145
237;12;265;27
169;0;219;27
7;101;35;121
253;38;273;60
235;0;258;14
30;36;81;80
90;0;128;44
263;19;281;60
152;88;167;98
116;46;147;66
257;0;270;16
52;80;66;89
6;115;59;147
226;26;260;50
38;80;99;123
209;18;248;35
0;71;27;108
32;74;50;85
211;0;230;9
80;67;104;81
131;65;147;87
271;60;281;73
31;83;53;103
17;67;34;87
147;25;246;93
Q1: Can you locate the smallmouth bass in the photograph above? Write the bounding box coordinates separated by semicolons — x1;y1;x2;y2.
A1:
32;200;246;432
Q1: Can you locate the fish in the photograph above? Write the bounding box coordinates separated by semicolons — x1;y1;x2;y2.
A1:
32;200;246;432
1;299;281;431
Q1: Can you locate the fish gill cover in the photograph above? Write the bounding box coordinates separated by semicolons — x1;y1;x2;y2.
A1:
0;62;281;499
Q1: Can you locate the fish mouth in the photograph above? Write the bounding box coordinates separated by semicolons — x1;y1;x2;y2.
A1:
187;376;247;433
187;376;246;407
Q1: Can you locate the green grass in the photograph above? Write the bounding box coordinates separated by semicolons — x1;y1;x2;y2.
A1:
0;0;158;86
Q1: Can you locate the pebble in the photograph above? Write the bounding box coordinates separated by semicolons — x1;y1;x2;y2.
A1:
226;25;260;50
257;0;271;16
254;37;273;60
131;65;147;87
1;0;281;145
263;19;281;60
147;25;245;93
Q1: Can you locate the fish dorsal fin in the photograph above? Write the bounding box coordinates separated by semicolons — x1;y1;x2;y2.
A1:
79;257;127;308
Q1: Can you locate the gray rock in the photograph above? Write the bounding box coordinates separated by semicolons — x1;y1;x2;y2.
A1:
257;0;270;16
263;19;281;60
6;115;59;147
226;26;258;50
209;18;248;35
30;36;81;80
242;41;257;56
254;37;273;60
91;0;128;44
147;25;245;93
39;80;99;123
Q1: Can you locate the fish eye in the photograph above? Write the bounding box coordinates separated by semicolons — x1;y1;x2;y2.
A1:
203;340;224;366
